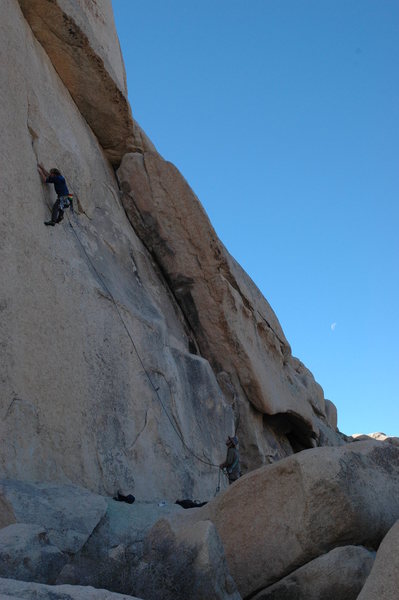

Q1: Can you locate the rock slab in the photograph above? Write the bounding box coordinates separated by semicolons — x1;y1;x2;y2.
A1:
252;545;375;600
0;480;107;553
357;520;399;600
0;524;67;584
0;578;143;599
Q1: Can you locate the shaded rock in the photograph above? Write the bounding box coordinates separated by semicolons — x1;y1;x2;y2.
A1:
56;499;184;590
314;415;345;448
252;545;375;600
17;0;141;164
84;498;183;554
357;520;399;600
0;577;142;599
0;493;16;529
117;151;339;469
168;441;399;597
0;523;67;584
0;480;107;553
135;518;241;600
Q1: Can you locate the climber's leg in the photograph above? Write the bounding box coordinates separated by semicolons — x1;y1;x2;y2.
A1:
45;198;61;226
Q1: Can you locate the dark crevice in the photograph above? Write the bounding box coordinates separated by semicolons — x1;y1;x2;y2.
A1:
117;186;202;357
264;412;316;453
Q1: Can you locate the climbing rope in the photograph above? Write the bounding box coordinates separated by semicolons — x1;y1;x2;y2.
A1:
66;211;226;485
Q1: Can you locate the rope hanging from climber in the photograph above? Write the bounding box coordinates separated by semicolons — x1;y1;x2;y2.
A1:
37;162;239;496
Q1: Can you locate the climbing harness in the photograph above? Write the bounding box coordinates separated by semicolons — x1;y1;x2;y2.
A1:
65;211;227;495
59;194;74;211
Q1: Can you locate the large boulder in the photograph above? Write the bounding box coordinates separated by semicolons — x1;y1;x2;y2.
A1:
252;545;375;600
56;499;184;591
134;518;241;600
357;520;399;600
0;480;107;553
167;441;399;597
0;578;143;599
0;524;67;584
56;498;241;599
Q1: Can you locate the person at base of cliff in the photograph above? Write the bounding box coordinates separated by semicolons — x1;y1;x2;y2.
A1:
37;163;73;226
219;435;241;485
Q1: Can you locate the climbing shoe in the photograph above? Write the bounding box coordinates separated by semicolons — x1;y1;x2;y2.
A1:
44;221;56;226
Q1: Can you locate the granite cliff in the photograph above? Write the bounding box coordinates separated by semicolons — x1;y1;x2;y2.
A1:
1;0;341;500
2;2;398;600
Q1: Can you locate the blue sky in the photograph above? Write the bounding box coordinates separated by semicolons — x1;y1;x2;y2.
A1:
112;1;399;436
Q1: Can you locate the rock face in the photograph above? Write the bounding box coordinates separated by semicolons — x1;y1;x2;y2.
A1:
165;441;399;598
1;4;398;600
16;0;146;164
0;0;237;501
0;0;342;499
357;520;399;600
252;545;375;600
117;152;340;467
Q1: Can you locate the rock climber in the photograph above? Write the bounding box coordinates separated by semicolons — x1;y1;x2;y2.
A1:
37;163;73;226
220;435;241;485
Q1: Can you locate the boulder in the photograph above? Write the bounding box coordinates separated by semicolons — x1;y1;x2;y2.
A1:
0;480;107;553
56;499;184;590
135;518;241;600
252;545;375;600
168;441;399;597
357;520;399;600
79;498;183;557
0;578;142;599
56;498;241;599
0;523;67;584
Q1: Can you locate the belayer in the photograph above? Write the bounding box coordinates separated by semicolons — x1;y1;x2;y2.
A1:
220;435;241;485
37;164;73;226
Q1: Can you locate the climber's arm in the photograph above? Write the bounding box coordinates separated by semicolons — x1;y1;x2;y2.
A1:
37;164;50;183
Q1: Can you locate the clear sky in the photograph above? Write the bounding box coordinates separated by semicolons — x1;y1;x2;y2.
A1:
112;1;399;437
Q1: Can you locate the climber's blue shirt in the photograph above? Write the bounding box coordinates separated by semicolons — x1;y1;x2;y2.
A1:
46;174;69;197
